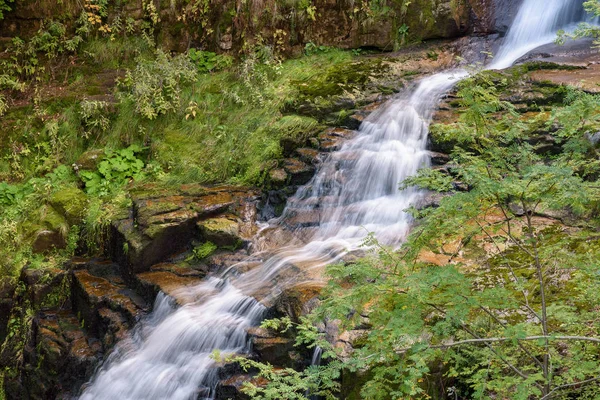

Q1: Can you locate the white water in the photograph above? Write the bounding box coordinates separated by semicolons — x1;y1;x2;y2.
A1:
79;2;592;399
489;0;590;69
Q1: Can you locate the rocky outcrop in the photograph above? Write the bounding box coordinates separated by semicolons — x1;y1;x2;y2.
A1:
0;0;495;53
110;184;259;274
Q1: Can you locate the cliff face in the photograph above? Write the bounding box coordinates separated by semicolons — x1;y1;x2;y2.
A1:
0;0;514;53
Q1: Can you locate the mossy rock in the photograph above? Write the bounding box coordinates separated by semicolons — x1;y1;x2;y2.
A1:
274;115;322;157
197;217;241;247
50;187;88;225
74;149;105;171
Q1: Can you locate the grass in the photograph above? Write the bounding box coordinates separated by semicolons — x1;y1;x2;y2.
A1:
0;39;360;281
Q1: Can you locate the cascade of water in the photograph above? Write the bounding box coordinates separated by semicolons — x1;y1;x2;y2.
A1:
79;2;592;399
310;346;323;366
489;0;590;69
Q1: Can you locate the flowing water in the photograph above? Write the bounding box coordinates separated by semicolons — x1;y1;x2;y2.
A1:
489;0;592;69
79;2;593;399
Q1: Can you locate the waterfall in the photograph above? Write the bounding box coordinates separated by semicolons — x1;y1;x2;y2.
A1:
489;0;590;69
79;2;592;399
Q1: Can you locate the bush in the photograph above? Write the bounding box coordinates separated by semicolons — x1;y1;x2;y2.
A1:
187;49;233;74
118;50;197;119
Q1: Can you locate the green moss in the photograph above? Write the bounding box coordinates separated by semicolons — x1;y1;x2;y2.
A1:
192;241;217;260
49;187;88;225
294;59;388;100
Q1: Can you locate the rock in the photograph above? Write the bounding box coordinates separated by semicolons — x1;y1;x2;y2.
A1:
216;374;267;400
219;33;233;50
272;282;324;323
0;281;14;342
74;149;105;171
428;151;451;165
282;158;315;186
268;168;288;185
49;187;88;225
415;192;449;210
32;229;66;254
72;269;146;332
295;147;321;165
197;216;241;247
135;270;204;305
110;184;258;273
251;335;295;367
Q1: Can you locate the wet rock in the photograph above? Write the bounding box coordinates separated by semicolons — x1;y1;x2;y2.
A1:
295;147;321;165
216;374;268;400
282;158;315;186
4;309;102;400
251;335;295;367
416;192;450;210
135;270;204;305
272;282;325;323
72;269;146;332
428;151;451;165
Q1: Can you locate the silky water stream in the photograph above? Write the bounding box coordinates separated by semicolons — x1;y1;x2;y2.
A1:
80;1;594;398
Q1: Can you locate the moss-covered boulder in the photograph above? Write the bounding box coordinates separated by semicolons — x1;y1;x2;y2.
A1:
49;187;88;225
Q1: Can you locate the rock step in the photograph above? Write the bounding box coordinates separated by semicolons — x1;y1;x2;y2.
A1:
72;262;148;334
22;310;103;399
135;268;205;306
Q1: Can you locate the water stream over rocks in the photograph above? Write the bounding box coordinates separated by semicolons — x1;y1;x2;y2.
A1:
79;2;594;398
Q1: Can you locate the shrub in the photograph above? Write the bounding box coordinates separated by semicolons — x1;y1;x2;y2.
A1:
118;50;197;119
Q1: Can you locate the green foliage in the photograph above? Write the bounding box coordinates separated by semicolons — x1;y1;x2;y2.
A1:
79;145;155;195
1;21;84;81
303;42;332;56
192;241;217;260
232;317;341;400
0;182;34;207
118;50;197;119
0;0;12;20
187;49;233;74
79;100;111;139
557;0;600;46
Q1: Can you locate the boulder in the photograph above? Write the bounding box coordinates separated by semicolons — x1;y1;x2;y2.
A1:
74;149;105;171
49;187;88;225
32;229;66;254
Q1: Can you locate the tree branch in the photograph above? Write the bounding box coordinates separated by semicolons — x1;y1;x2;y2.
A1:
429;335;600;349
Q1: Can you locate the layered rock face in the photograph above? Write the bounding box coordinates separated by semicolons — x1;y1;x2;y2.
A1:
0;0;508;53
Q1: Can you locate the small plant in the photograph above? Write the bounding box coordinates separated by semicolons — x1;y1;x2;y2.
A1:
118;50;197;119
187;49;233;74
426;50;438;60
79;99;111;139
396;23;409;47
192;241;217;260
304;42;332;56
0;0;13;20
79;145;150;195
